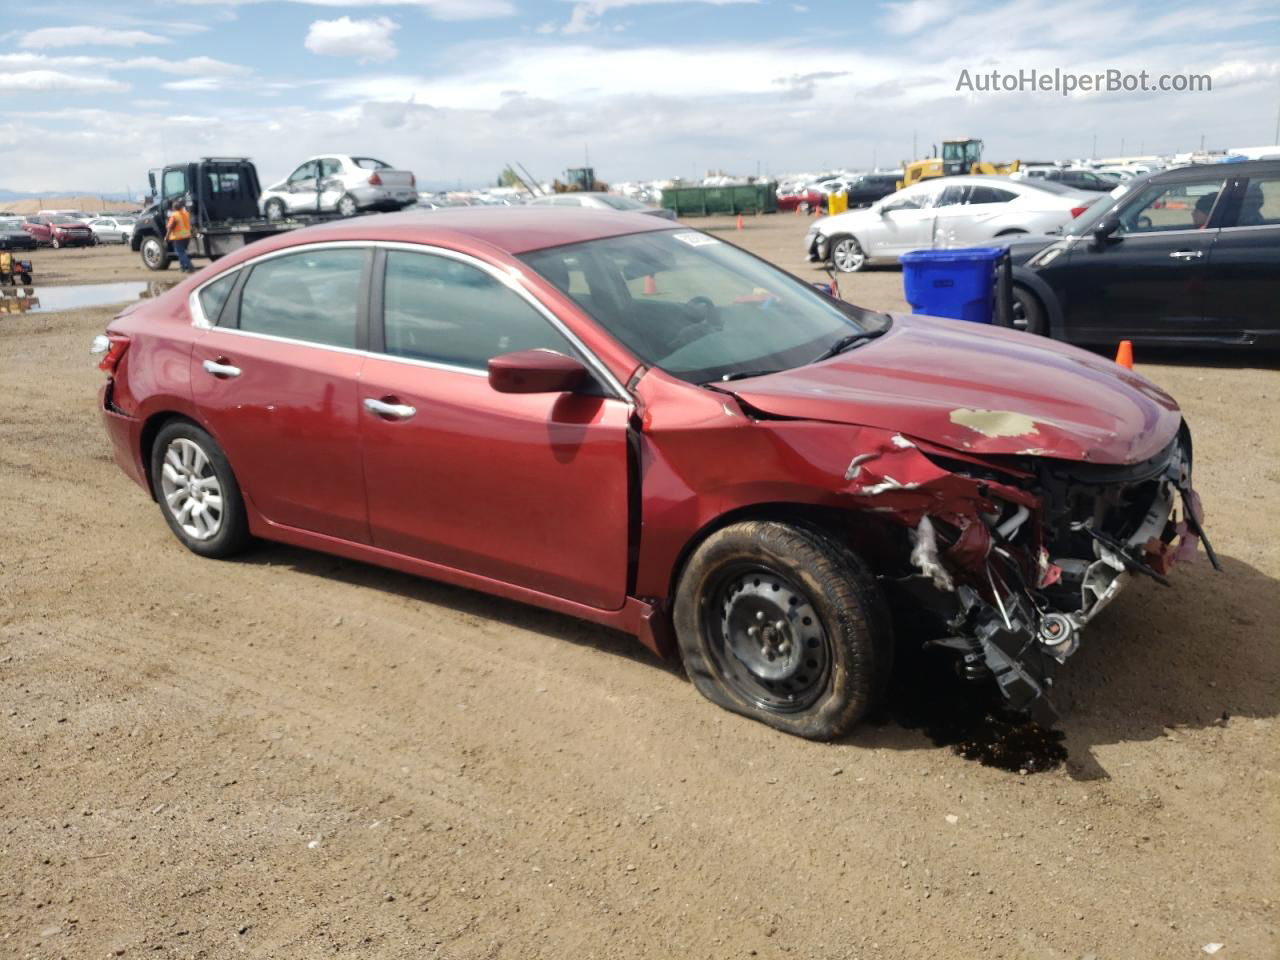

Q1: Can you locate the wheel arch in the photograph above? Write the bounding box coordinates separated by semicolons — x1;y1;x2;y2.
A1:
1010;265;1067;339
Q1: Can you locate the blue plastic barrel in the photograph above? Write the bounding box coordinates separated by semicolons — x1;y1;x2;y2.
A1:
899;247;1004;324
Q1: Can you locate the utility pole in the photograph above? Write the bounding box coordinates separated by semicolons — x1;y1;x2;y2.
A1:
1092;134;1097;159
912;130;917;159
1121;137;1125;155
1200;133;1205;152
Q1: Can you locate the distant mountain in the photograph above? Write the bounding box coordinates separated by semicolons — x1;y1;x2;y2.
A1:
0;188;134;202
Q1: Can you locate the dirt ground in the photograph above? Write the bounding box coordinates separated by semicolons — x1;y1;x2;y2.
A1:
1;219;1277;959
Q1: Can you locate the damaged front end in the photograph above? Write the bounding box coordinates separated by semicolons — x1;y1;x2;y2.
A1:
894;426;1216;720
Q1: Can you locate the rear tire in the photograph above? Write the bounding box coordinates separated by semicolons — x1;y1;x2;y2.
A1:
150;421;249;559
336;193;358;217
673;521;892;740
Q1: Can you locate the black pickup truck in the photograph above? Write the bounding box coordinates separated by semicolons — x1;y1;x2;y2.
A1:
131;158;323;271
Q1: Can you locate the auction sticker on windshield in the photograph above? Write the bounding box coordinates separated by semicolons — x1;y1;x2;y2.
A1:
672;232;721;247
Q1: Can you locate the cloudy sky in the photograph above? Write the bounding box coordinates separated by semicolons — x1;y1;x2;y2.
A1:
3;0;1278;194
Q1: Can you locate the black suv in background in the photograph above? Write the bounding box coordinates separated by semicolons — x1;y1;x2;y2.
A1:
842;173;901;207
1003;159;1280;349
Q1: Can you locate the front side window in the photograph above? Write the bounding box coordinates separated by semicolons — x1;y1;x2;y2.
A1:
1118;179;1227;233
237;248;366;348
881;185;935;212
521;230;887;384
288;162;317;183
936;186;970;207
382;250;576;369
162;169;187;198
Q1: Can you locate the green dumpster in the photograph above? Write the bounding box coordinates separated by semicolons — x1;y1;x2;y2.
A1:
661;182;778;217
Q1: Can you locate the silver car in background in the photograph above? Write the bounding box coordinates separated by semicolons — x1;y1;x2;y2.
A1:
806;175;1094;272
527;192;676;220
86;216;136;244
260;155;418;220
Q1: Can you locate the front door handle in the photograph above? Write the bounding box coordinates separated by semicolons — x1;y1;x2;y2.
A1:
363;397;417;420
202;358;242;378
1168;250;1203;260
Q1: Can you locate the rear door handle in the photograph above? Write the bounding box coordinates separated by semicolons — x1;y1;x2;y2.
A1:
202;358;242;378
1168;250;1203;260
363;397;417;421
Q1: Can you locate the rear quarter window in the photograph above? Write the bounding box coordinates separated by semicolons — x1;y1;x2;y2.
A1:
198;272;238;326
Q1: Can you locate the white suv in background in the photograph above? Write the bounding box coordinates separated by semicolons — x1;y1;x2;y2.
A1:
260;155;418;220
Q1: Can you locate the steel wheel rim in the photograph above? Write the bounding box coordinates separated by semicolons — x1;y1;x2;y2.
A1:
703;565;832;712
159;438;224;541
833;239;864;271
142;239;162;267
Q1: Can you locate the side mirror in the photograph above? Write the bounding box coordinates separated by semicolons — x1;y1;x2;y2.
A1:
1093;215;1121;244
488;349;588;394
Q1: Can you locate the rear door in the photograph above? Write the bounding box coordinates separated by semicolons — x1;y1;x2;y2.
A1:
316;158;345;212
1058;174;1227;342
359;247;632;610
190;246;372;542
1200;173;1280;344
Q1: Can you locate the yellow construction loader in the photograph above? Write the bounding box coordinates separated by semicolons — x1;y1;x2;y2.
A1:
896;138;1020;189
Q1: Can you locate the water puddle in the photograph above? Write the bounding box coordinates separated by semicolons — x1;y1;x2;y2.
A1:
0;280;177;315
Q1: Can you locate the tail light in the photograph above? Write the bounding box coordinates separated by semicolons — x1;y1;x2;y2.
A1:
91;334;130;375
368;172;383;186
1069;205;1088;218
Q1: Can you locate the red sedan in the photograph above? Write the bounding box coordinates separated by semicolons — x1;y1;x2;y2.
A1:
93;208;1209;738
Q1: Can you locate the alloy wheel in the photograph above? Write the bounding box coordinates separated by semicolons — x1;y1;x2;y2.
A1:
831;238;865;272
159;437;224;541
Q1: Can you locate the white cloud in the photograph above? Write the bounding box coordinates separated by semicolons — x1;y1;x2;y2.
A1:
0;52;249;78
21;26;170;48
880;0;957;36
176;0;514;19
305;16;399;62
561;0;756;34
6;70;129;92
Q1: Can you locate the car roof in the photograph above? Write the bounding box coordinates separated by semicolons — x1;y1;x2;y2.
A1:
251;206;677;257
1152;158;1280;181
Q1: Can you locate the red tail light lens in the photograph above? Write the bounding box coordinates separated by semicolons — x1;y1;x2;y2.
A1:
97;335;131;375
1070;205;1088;218
368;172;383;186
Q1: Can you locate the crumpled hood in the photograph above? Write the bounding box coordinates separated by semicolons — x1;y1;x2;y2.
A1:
723;314;1183;465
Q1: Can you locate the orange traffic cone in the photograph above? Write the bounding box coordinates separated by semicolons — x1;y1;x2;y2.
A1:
736;214;744;231
1115;340;1134;370
644;274;657;295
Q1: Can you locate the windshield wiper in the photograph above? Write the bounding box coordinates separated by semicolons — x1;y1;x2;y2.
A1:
714;368;785;383
810;327;887;364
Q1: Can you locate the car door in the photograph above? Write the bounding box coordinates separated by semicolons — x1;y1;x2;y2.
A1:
929;184;976;247
24;217;49;244
359;247;632;610
1200;173;1280;344
283;161;319;212
1057;174;1227;342
316;158;345;212
868;184;940;257
190;246;372;542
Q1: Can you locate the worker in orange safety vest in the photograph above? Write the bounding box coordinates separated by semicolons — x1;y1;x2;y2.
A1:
166;198;194;273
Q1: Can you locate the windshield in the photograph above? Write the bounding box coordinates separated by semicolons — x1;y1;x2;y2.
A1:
596;194;647;211
0;219;21;229
48;216;81;224
1064;178;1144;236
520;230;889;384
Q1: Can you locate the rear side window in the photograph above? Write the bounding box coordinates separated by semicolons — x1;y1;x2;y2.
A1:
1227;178;1280;227
198;272;238;326
382;250;576;369
968;186;1017;204
354;157;390;170
238;249;366;348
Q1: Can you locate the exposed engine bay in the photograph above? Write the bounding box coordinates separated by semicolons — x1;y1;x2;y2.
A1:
896;426;1218;719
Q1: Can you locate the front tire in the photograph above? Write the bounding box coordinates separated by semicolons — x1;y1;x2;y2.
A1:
150;421;249;559
673;521;892;740
140;235;171;271
1007;284;1048;336
829;234;867;273
50;236;61;249
263;198;286;221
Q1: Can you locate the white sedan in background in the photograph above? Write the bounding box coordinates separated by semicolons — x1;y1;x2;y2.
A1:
86;216;136;244
260;155;418;220
806;175;1094;272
